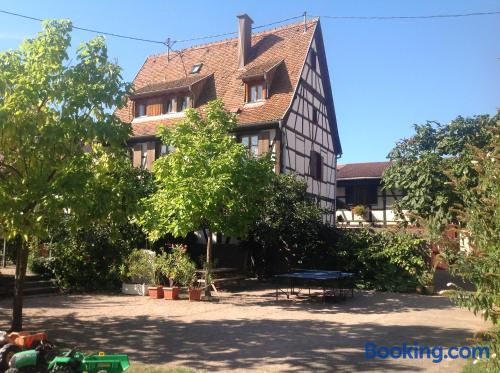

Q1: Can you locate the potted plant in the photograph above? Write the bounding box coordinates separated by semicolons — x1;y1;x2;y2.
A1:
177;255;202;301
351;205;367;220
149;255;165;299
120;249;155;296
417;272;435;295
156;245;187;300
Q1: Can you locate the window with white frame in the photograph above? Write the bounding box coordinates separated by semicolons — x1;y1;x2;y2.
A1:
248;83;264;102
241;134;259;157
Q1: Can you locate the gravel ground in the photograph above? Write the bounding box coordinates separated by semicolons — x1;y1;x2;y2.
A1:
0;284;490;372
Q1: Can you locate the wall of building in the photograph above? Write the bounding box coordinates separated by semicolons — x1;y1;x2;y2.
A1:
281;34;338;223
336;182;404;226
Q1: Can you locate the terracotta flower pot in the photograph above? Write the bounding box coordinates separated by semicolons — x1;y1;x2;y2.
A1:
188;288;202;301
148;286;164;299
164;286;180;300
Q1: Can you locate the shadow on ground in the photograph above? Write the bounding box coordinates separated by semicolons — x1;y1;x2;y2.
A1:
0;306;473;372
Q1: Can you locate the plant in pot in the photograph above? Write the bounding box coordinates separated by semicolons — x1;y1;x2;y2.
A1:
351;205;367;220
178;255;203;301
147;254;166;299
156;246;187;300
417;271;435;295
120;249;155;296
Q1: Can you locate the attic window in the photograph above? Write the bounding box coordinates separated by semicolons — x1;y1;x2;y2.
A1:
190;63;203;74
247;82;264;103
308;50;317;71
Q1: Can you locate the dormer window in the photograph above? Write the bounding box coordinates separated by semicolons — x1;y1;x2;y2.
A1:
178;96;190;111
247;82;264;103
136;102;146;117
163;97;175;114
190;63;203;74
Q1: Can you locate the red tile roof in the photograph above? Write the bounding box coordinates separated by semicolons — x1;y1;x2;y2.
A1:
115;20;319;138
131;74;211;98
337;162;391;180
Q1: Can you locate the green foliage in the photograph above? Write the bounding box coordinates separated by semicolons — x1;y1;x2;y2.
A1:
120;249;155;285
383;115;495;231
245;173;326;276
137;100;275;240
28;255;55;278
261;223;430;292
155;245;194;286
176;253;198;288
0;20;135;328
443;122;500;325
328;228;430;292
351;205;367;217
245;173;430;290
50;223;144;291
0;20;133;241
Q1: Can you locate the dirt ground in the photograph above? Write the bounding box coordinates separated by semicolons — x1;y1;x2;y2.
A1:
0;284;489;372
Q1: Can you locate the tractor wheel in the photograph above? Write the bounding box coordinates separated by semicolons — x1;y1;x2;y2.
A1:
0;344;22;371
50;365;75;373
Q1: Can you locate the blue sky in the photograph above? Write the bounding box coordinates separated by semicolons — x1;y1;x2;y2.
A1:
0;0;498;163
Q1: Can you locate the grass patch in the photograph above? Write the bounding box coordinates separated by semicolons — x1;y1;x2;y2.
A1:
461;360;491;373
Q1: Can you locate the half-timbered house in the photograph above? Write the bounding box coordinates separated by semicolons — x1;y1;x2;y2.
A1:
335;162;405;226
115;14;342;222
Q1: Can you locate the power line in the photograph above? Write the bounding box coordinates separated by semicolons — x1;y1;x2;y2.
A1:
0;9;167;45
0;8;303;46
1;7;499;49
312;10;500;21
136;15;305;44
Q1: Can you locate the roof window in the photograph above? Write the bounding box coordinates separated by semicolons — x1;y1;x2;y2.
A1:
190;63;203;74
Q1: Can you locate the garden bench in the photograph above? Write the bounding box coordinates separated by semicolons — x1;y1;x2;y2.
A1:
196;268;246;293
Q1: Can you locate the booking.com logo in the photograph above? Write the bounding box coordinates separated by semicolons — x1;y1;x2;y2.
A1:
365;342;490;363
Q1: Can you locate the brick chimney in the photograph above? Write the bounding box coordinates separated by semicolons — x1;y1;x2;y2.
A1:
237;14;253;69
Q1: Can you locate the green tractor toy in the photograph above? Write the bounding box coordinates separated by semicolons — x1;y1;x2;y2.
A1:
6;345;129;373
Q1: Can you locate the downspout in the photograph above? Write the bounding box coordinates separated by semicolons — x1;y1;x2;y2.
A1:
333;153;342;226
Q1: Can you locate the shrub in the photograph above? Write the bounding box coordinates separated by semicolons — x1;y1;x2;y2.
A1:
28;255;55;278
351;205;367;217
50;223;143;291
259;225;430;292
121;249;155;285
155;245;195;287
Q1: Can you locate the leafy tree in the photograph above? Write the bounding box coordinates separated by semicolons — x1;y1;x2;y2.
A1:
137;100;274;296
0;20;131;330
245;173;326;276
383;115;495;232
444;123;499;325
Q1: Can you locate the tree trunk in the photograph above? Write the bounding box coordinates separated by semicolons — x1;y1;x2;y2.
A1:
11;240;28;331
205;229;212;298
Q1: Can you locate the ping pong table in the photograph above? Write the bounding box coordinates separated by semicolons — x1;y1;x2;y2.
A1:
274;270;354;301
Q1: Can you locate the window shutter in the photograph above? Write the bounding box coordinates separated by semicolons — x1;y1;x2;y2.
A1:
146;142;155;170
132;144;142;168
258;131;270;155
319;154;324;181
155;141;162;159
310;151;318;179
